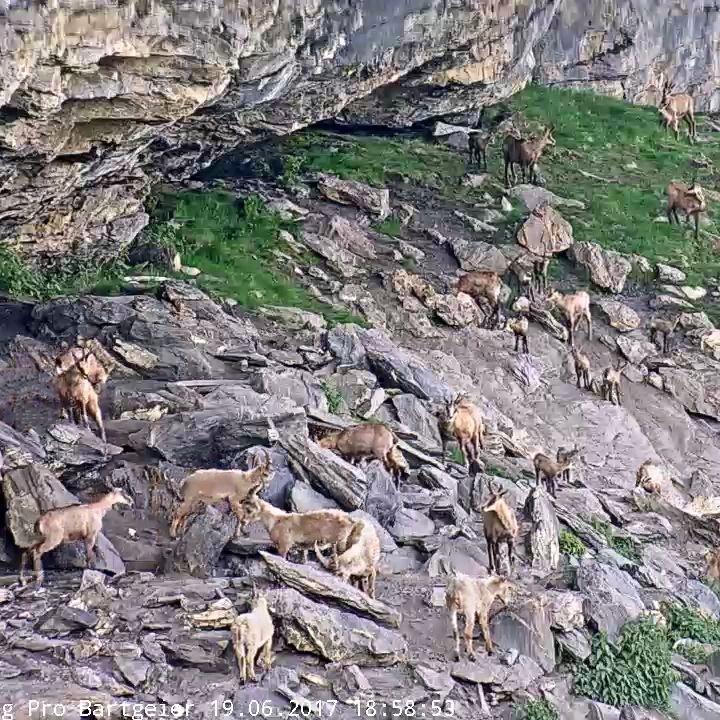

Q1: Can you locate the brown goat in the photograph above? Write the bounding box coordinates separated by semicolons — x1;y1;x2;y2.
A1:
572;346;591;390
482;482;518;574
659;82;696;142
650;315;680;354
635;460;663;495
441;395;485;469
55;340;110;388
446;572;513;659
468;131;491;170
239;497;357;561
231;594;274;683
20;488;132;586
169;451;271;538
534;449;578;497
318;424;408;485
456;271;503;328
503;126;556;187
532;256;551;297
55;367;106;442
601;360;626;406
505;315;529;353
548;290;592;346
556;446;579;485
705;548;720;583
316;517;381;597
666;182;706;239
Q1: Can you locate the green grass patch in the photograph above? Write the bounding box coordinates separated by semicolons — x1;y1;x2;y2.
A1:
676;642;711;665
507;85;720;287
321;381;344;414
516;700;558;720
590;518;641;562
559;530;587;557
148;190;364;326
373;216;403;238
574;618;677;710
663;602;720;646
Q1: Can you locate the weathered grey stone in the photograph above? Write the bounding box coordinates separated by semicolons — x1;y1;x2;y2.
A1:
657;264;687;284
671;682;720;720
570;241;632;293
317;175;390;218
596;300;641;332
392;394;443;447
251;368;328;412
617;335;657;365
426;537;489;578
449;238;510;273
507;185;585;212
516;204;574;256
524;485;560;573
389;508;435;545
289;481;340;513
544;591;586;631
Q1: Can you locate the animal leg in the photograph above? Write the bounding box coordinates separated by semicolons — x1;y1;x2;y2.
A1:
481;149;488;172
585;312;593;342
506;538;515;571
368;567;377;599
85;535;97;568
262;639;273;670
247;648;257;681
694;213;700;239
479;613;493;654
523;335;529;354
169;497;197;538
19;550;29;586
32;547;46;586
87;396;105;442
464;612;477;661
449;608;461;660
514;334;520;352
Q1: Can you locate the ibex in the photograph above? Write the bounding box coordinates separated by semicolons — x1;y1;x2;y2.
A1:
503;126;555;187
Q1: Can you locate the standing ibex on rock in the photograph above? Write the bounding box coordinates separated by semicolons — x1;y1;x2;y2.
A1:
438;394;485;470
482;481;518;574
547;290;592;346
571;347;592;390
231;592;274;683
650;315;680;354
503;126;555;187
666;182;706;239
601;359;626;406
533;448;578;497
456;271;503;328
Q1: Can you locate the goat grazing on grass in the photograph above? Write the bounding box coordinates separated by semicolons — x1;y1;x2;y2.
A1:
659;81;696;142
533;449;578;497
504;315;529;354
601;360;626;406
318;424;408;485
666;182;706;239
169;451;271;538
503;126;555;187
572;347;592;390
438;394;485;470
547;289;592;346
316;517;381;597
20;488;132;586
636;460;663;495
446;572;513;659
239;497;357;561
482;482;518;574
456;271;503;328
650;315;680;354
231;593;274;683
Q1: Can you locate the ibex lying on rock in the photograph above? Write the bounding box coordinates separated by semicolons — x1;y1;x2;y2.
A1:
446;572;513;659
239;497;356;561
650;315;680;354
547;290;592;346
636;460;663;495
533;448;578;497
482;482;518;574
659;81;696;142
666;182;706;239
20;488;132;586
316;517;381;597
169;451;271;538
572;347;592;390
601;360;626;406
456;271;503;328
438;394;485;470
503;126;555;187
319;424;408;485
231;593;274;683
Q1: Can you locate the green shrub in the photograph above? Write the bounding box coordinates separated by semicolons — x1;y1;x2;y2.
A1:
574;618;677;710
559;530;587;557
589;518;641;562
517;700;558;720
373;216;403;237
676;642;710;665
663;603;720;646
321;382;343;415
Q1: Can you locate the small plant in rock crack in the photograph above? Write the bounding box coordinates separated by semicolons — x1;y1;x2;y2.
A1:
574;618;677;710
589;518;641;562
676;641;710;665
559;530;587;558
321;382;344;415
663;602;720;647
517;699;558;720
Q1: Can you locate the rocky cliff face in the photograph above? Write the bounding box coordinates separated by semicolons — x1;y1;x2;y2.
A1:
0;0;718;260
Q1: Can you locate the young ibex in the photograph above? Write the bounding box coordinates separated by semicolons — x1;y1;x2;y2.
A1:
601;360;626;406
666;182;706;239
503;126;556;187
571;347;592;390
239;497;357;561
650;315;680;354
533;449;578;497
659;81;696;142
468;131;491;171
456;271;503;328
316;517;381;597
169;451;271;538
54;367;107;442
318;424;408;486
482;482;518;575
231;593;274;683
705;548;720;583
556;446;579;485
547;290;592;346
439;394;485;470
532;256;551;297
504;315;529;354
446;572;513;659
635;460;663;495
20;488;132;586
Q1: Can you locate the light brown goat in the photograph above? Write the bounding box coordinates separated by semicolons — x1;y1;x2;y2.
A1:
482;482;518;574
533;256;551;297
231;594;274;683
503;126;555;187
456;271;503;328
571;346;591;390
659;83;696;142
319;424;408;485
316;517;381;597
705;548;720;583
446;572;514;659
239;497;357;561
20;488;132;586
601;360;626;406
441;395;485;470
548;290;592;346
650;315;680;354
55;340;110;387
534;449;578;497
505;315;529;354
635;460;663;495
55;367;106;442
666;182;706;239
169;451;271;538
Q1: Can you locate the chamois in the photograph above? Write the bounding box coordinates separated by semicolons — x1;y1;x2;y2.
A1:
503;126;555;187
533;449;578;497
556;446;579;485
666;182;706;239
532;256;551;297
231;594;274;683
636;460;663;495
440;394;485;470
601;360;626;406
650;315;680;354
54;367;106;442
547;290;592;346
572;346;591;390
505;315;529;353
169;451;271;538
446;573;513;659
706;548;720;583
468;131;491;171
482;482;518;574
20;489;132;586
456;271;503;328
659;81;696;142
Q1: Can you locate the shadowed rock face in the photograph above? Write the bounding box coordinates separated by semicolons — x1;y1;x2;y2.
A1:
2;0;718;260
